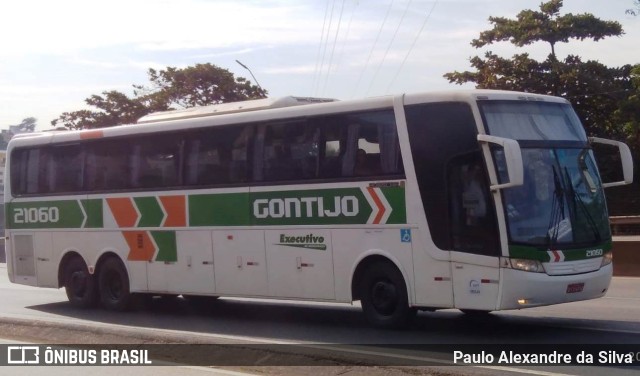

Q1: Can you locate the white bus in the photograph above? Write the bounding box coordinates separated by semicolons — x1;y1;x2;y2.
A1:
4;91;634;328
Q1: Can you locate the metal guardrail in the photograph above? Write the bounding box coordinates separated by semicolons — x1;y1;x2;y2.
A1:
610;216;640;235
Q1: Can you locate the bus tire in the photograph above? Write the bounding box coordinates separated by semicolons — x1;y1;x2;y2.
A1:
360;262;416;329
98;257;132;311
63;256;97;308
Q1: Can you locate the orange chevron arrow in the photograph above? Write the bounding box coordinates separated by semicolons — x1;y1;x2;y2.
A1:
160;195;186;227
123;231;156;261
107;197;139;228
366;187;386;224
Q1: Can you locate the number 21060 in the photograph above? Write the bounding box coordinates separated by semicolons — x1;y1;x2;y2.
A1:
13;207;60;224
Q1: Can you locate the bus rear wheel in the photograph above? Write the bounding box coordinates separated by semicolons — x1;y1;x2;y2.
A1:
98;257;132;311
360;262;416;329
63;256;97;308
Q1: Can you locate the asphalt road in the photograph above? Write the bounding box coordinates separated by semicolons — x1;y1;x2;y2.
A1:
0;263;639;376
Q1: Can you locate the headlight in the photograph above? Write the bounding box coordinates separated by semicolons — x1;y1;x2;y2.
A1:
601;252;613;267
508;258;545;273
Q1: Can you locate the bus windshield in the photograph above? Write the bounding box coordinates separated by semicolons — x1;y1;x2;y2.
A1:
480;101;611;248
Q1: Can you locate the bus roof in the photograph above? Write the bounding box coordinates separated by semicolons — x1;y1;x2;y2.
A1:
7;90;570;149
137;96;337;124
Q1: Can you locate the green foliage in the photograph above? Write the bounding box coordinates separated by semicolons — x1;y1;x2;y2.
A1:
615;65;640;153
0;117;37;149
53;91;149;130
14;117;37;132
135;64;266;109
472;0;623;57
53;63;267;130
444;0;632;138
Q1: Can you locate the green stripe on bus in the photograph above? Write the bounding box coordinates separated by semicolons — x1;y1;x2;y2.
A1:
7;185;407;229
7;200;85;229
151;231;177;262
381;186;406;224
81;199;103;228
509;241;612;262
189;193;251;226
134;197;164;227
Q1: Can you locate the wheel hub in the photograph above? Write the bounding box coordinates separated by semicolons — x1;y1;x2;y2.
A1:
70;271;87;297
371;280;398;314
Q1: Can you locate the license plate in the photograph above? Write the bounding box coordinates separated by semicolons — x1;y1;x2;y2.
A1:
566;283;584;293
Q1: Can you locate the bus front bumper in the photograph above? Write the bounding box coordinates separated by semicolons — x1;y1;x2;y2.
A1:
498;263;612;310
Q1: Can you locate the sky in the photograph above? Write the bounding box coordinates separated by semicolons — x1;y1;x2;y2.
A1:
1;0;639;131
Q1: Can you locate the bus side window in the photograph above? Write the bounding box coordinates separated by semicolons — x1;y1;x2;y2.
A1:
342;110;403;178
48;144;83;193
10;148;47;195
10;149;27;195
185;126;246;186
257;119;314;182
230;126;253;183
199;142;229;185
354;142;381;177
307;115;347;179
291;125;320;180
85;141;131;191
131;136;183;189
322;139;342;178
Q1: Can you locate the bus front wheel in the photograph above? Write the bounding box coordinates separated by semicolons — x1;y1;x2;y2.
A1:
63;256;97;308
98;257;132;311
360;262;416;329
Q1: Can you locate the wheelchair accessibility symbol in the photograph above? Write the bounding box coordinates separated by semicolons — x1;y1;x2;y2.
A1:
400;229;411;243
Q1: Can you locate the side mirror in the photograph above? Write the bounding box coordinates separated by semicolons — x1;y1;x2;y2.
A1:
589;137;634;188
477;134;524;190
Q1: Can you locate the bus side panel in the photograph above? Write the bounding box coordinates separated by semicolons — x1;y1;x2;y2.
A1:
158;230;215;295
332;228;414;304
450;252;501;311
8;232;50;287
410;229;454;308
34;232;56;287
213;229;268;297
265;229;335;300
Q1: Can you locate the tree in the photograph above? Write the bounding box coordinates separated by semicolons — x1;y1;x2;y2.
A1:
615;65;640;154
53;91;149;130
444;0;632;137
469;0;622;60
608;64;640;215
0;117;37;149
53;63;267;130
14;117;37;132
134;64;266;109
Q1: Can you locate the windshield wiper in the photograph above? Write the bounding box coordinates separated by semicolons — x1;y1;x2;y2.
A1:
547;166;566;248
563;167;601;242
